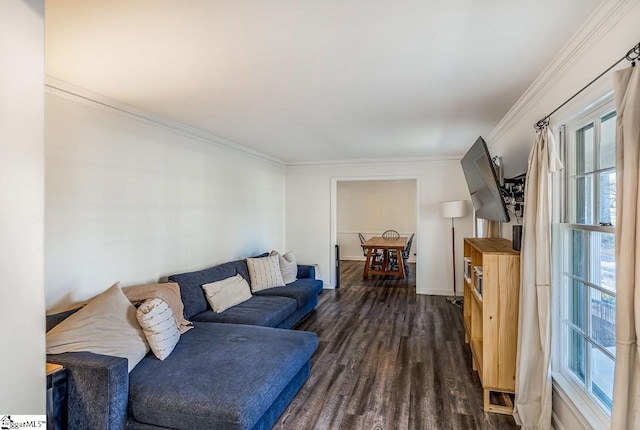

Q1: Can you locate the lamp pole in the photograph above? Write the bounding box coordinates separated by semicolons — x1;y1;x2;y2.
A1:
451;217;457;298
440;200;468;306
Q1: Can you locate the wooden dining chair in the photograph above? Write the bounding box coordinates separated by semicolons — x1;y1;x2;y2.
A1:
381;230;400;269
390;233;414;274
382;230;400;239
359;233;382;269
358;233;368;257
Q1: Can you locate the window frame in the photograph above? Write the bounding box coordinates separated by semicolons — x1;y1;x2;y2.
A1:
551;94;616;430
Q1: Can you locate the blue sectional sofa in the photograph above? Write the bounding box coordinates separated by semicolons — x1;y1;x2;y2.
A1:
46;257;323;430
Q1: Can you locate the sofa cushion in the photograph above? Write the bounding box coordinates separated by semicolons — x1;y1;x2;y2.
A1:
46;283;149;373
46;308;80;332
247;255;285;292
202;274;252;313
292;277;324;295
168;262;237;319
191;295;297;327
277;296;318;330
128;322;318;430
296;264;317;280
232;259;251;283
253;283;317;309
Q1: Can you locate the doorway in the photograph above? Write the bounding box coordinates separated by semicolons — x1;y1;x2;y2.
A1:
330;176;420;289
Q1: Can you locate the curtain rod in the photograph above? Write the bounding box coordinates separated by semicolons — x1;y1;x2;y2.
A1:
534;41;640;130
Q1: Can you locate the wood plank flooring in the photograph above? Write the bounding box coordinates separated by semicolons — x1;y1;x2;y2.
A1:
273;260;519;430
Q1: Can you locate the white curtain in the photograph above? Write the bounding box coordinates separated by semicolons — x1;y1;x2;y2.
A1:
611;65;640;429
513;127;562;429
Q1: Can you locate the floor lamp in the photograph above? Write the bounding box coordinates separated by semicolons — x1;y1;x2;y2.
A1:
440;200;468;306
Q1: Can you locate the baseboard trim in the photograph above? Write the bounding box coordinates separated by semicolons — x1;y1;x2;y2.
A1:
552;410;567;430
416;288;455;296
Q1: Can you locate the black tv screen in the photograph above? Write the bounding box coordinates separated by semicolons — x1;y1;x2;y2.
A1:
461;137;510;222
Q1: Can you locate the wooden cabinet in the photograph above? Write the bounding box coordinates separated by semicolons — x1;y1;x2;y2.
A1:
462;238;520;415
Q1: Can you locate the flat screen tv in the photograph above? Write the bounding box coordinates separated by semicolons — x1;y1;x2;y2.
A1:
460;136;510;222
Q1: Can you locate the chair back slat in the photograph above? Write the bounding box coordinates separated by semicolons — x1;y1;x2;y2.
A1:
382;230;400;239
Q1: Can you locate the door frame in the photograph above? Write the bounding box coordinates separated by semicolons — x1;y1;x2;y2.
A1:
329;175;421;289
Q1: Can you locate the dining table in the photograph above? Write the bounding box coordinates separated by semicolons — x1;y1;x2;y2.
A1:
361;236;408;279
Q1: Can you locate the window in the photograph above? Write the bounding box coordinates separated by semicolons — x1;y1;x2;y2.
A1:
556;101;616;416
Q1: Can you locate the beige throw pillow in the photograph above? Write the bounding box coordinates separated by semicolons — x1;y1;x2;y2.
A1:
270;250;298;284
46;283;150;372
202;274;252;313
246;255;285;292
136;298;180;360
123;282;193;334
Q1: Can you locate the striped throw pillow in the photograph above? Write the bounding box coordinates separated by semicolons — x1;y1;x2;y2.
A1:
247;254;285;292
136;298;180;360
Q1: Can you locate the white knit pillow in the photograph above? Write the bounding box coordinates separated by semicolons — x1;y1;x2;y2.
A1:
270;250;298;284
202;274;252;313
136;298;180;360
247;255;285;292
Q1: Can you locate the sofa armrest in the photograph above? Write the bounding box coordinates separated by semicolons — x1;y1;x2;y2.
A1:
47;352;129;430
297;264;316;279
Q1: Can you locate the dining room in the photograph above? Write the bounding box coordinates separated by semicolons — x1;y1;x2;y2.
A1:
335;178;417;286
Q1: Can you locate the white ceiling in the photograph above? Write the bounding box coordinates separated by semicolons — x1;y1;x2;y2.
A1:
46;0;602;164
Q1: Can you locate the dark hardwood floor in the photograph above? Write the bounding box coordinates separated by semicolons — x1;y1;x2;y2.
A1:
273;260;519;430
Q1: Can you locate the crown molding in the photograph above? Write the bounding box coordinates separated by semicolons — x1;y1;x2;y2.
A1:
486;0;639;146
286;154;462;168
47;77;462;168
45;76;286;166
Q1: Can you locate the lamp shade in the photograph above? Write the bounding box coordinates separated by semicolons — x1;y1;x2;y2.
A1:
440;200;468;219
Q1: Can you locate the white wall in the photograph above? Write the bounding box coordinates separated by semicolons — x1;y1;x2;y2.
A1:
45;91;286;313
484;2;640;429
486;1;640;242
489;5;640;173
337;179;417;262
286;161;472;295
0;0;46;414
